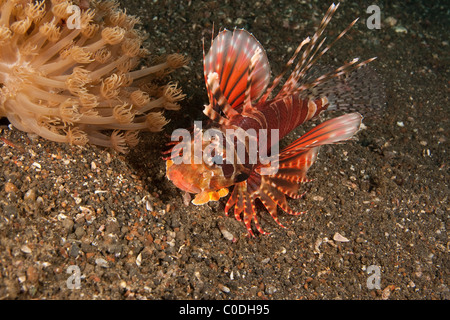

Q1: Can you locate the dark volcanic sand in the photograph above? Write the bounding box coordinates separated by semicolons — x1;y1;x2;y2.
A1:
0;0;448;300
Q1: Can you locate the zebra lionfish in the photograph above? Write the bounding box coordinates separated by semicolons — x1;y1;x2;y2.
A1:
165;3;384;236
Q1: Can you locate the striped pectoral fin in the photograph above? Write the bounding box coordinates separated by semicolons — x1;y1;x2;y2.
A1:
225;180;252;234
225;166;312;236
225;113;361;235
235;149;318;234
225;180;270;237
258;113;362;205
258;188;290;229
225;182;243;218
252;113;362;227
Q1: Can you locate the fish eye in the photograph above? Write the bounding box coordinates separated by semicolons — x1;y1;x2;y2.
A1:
211;154;223;165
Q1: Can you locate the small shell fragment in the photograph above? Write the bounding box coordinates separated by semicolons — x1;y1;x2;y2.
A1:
95;258;109;268
333;232;350;242
146;200;153;211
314;238;323;254
136;252;142;266
218;223;235;241
393;26;407;34
182;192;191;207
218;283;230;293
21;245;32;254
31;162;41;169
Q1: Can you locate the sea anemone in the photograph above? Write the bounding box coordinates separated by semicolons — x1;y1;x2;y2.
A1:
0;0;188;153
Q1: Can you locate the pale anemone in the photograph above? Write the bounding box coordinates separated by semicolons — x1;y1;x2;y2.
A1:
0;0;188;153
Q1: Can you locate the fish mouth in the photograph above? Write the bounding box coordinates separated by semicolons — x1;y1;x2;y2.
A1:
166;160;202;194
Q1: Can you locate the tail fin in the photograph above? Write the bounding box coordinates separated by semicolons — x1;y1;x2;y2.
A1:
300;65;386;116
225;113;362;236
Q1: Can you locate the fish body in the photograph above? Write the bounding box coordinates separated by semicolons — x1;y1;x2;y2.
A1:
166;4;384;236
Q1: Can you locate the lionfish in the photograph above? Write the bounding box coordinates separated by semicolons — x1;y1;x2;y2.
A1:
165;3;384;236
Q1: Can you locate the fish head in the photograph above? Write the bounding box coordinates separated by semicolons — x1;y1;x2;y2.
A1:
166;132;251;205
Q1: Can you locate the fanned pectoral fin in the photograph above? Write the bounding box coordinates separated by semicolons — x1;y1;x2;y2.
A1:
192;188;229;205
225;167;310;236
204;29;271;111
224;113;362;236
